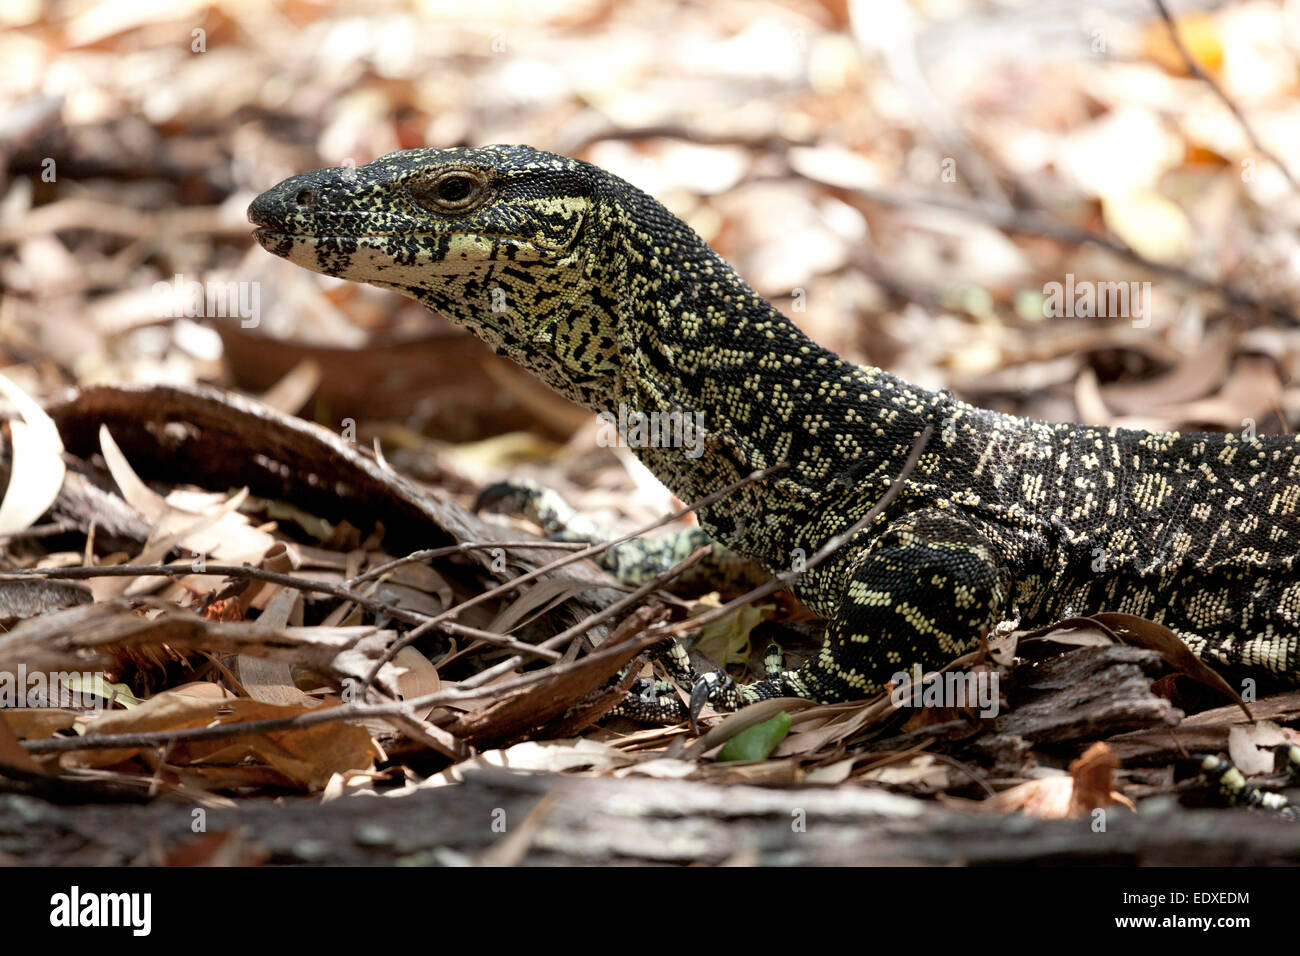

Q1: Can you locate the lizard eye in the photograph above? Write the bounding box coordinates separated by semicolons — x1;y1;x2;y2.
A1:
437;176;473;202
409;172;484;213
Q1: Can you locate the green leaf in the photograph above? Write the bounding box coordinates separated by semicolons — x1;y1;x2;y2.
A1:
58;672;142;708
691;596;773;667
717;712;792;762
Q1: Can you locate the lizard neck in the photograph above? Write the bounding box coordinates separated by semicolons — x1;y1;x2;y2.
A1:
589;194;942;560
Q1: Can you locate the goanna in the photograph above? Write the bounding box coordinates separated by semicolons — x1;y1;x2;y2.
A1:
249;144;1300;716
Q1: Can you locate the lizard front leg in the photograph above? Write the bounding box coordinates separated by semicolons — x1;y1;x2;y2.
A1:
477;479;772;724
738;508;1005;705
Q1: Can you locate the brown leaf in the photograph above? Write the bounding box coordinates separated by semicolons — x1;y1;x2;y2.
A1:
0;372;66;536
0;711;43;774
444;606;665;749
164;829;268;867
0;579;92;622
1068;741;1134;813
1090;612;1249;718
62;689;377;791
986;742;1134;819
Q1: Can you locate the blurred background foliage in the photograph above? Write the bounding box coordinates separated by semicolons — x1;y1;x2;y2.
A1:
2;0;1299;522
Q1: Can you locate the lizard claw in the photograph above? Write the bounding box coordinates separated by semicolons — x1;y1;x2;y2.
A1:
688;676;712;734
607;639;748;728
688;670;742;733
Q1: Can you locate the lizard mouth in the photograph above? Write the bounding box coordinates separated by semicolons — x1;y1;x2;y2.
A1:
252;228;405;243
250;227;578;267
249;229;525;282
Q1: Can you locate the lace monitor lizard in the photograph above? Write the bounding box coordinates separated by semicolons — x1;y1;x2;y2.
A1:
248;144;1300;721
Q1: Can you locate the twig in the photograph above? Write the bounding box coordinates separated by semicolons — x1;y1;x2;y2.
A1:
0;561;560;661
19;543;717;755
0;563;431;626
21;625;669;755
342;540;585;588
531;546;708;652
425;544;706;674
1152;0;1299;194
358;462;790;689
371;541;712;693
558;123;813;157
431;621;561;661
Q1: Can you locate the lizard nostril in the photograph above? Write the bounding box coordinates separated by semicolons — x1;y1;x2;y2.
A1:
294;188;315;207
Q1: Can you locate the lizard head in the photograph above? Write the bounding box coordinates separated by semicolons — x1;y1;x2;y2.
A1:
247;144;594;278
248;144;629;403
249;144;764;415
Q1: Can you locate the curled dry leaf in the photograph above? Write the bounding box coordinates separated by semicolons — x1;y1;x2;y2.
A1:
1227;720;1297;776
420;739;636;789
1089;612;1248;717
0;600;406;700
0;712;44;774
984;742;1135;818
62;688;377;792
46;383;620;618
0;371;66;536
860;754;951;790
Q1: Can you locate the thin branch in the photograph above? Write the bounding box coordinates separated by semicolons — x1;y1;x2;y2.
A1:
404;543;710;687
0;563;432;626
21;626;668;755
19;542;717;755
359;462;791;689
342;540;585;588
427;620;561;661
0;560;561;661
438;547;708;670
531;545;708;652
1152;0;1299;194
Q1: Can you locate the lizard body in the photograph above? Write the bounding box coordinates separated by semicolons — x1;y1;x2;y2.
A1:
249;145;1300;709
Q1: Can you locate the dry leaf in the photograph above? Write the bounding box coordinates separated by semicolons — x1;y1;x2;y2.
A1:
0;371;66;536
63;689;377;791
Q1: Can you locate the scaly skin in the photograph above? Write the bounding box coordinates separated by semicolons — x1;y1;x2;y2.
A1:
249;144;1300;714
